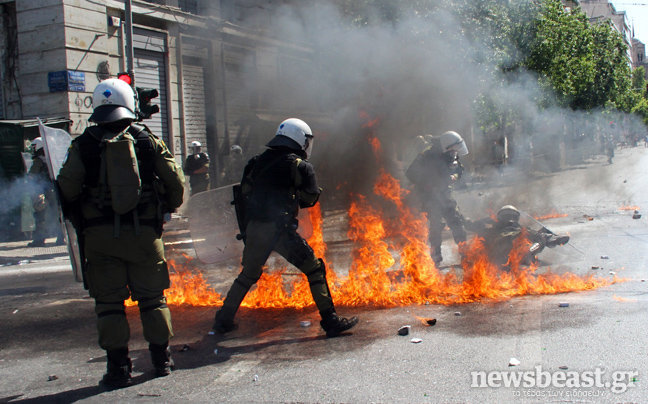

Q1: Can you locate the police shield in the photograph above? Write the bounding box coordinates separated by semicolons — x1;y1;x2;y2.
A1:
187;184;312;264
38;119;84;284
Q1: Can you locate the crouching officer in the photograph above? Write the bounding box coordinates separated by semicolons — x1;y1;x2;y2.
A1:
213;118;358;338
57;78;185;388
467;205;570;269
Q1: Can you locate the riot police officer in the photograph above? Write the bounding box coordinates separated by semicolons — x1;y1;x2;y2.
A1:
57;78;185;388
213;118;358;338
184;141;210;195
28;137;63;246
468;205;570;269
406;131;469;265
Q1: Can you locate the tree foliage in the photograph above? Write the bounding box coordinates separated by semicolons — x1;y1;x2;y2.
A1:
332;0;644;131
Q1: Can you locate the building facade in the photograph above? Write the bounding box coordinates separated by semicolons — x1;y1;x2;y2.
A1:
0;0;324;187
579;0;633;64
632;38;648;80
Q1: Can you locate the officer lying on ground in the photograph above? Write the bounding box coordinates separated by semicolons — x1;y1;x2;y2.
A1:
465;205;570;269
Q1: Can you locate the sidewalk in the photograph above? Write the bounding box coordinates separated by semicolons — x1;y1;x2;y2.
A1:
0;237;68;267
0;214;193;268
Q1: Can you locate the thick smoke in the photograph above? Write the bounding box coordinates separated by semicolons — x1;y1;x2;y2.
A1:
0;171;55;241
231;1;644;216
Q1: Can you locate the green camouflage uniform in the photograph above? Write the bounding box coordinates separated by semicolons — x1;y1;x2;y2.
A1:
57;125;184;351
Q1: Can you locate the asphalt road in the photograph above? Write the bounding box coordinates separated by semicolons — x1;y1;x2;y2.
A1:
1;146;648;404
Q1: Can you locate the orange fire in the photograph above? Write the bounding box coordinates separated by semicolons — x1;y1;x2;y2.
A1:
618;205;640;211
533;210;568;220
130;114;612;309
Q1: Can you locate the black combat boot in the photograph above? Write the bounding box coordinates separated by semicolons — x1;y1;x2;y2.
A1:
103;347;132;388
320;309;359;338
149;342;174;377
212;306;239;334
546;235;570;248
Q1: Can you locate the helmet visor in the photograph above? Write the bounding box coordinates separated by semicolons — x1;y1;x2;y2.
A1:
447;139;469;156
304;136;314;159
89;105;136;124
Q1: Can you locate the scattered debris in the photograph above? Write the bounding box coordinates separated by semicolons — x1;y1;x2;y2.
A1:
213;349;218;355
398;325;411;336
642;280;646;282
559;366;569;370
633;210;641;219
559;302;570;307
610;271;616;276
138;393;162;397
588;217;594;221
509;358;521;366
591;266;599;269
454;312;461;316
47;375;58;381
300;321;311;327
12;310;18;314
180;344;190;352
253;374;259;382
423;318;437;326
601;256;609;259
207;331;215;336
410;338;423;343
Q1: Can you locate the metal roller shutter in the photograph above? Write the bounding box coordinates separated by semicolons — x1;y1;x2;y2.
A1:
133;28;169;144
182;60;207;147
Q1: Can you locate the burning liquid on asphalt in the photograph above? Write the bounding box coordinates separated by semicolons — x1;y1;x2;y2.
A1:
127;116;611;309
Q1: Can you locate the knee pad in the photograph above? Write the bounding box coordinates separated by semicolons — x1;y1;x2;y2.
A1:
95;300;126;318
138;295;168;314
282;233;314;268
304;259;327;286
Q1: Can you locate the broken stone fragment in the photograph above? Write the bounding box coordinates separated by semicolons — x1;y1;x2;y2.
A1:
509;358;521;366
398;325;411;336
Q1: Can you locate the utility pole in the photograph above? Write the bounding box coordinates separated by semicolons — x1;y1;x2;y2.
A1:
125;0;135;87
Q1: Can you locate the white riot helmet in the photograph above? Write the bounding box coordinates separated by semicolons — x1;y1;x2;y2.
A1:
497;205;520;222
266;118;314;158
31;137;43;152
89;78;137;124
440;131;469;156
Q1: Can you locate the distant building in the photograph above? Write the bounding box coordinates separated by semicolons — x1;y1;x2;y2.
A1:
0;0;326;188
632;38;648;79
579;0;633;65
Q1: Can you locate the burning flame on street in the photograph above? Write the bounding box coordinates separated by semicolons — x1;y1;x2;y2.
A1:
533;210;569;220
133;114;611;309
618;205;640;211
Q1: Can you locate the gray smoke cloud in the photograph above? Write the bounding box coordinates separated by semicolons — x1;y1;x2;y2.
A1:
230;1;644;216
